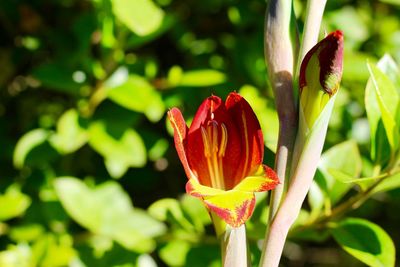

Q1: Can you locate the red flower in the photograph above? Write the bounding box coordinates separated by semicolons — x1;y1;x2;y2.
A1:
168;92;279;227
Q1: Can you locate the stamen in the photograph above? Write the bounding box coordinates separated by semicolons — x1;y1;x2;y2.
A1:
218;123;228;157
200;120;228;190
201;126;211;157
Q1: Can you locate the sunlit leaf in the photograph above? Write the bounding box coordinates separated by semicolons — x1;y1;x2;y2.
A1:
315;140;362;205
148;198;194;232
33;234;77;267
178;70;226;87
365;56;398;162
112;0;164;36
0;186;31;221
0;244;33;267
106;75;165;122
13;129;50;169
367;62;399;153
54;177;166;253
331;218;395;267
159;240;190;266
9;224;45;243
88;121;146;178
50;109;88;154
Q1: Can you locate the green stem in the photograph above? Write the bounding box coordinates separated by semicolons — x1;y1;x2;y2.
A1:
263;0;298;223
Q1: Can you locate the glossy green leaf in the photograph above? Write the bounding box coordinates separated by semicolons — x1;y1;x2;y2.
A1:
365;56;398;162
315;140;362;205
88;121;146;178
107;75;165;122
112;0;164;36
178;70;226;87
372;171;400;193
331;218;395;267
54;177;166;253
50;109;88;154
0;186;31;221
367;62;400;152
13;129;50;169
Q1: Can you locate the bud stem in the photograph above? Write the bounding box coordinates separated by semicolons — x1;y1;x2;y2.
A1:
296;0;327;79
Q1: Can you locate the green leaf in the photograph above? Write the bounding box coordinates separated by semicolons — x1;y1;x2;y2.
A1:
32;63;81;94
331;218;395;267
49;109;88;154
159;240;190;266
54;177;166;253
33;234;77;267
88;121;146;178
367;61;400;153
379;0;400;6
9;224;45;243
107;75;165;122
372;171;400;193
112;0;164;36
13;129;50;169
148;198;195;232
0;186;31;221
315;140;362;205
365;55;399;162
0;244;33;267
178;69;226;87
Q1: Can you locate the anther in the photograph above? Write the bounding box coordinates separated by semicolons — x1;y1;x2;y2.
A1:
200;126;211;157
218;123;228;157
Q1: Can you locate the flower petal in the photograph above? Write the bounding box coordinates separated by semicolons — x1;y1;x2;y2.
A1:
186;95;242;188
186;178;224;197
168;108;197;180
225;92;264;185
203;191;255;228
233;165;279;192
186;177;270;227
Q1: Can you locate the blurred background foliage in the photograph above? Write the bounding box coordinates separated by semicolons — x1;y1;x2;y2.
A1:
0;0;400;266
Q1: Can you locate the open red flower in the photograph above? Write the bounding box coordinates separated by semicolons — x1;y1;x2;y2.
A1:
168;92;279;227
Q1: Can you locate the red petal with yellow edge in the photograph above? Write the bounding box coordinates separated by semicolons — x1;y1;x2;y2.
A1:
234;165;279;192
168;108;197;180
186;95;242;188
225;92;264;186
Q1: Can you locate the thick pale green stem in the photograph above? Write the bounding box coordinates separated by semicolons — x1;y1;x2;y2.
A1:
260;0;298;265
221;225;249;267
263;0;298;224
260;1;327;266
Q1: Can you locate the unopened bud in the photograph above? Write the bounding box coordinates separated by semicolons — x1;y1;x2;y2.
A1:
299;30;344;127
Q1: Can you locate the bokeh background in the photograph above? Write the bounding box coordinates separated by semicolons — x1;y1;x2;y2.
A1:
0;0;399;266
